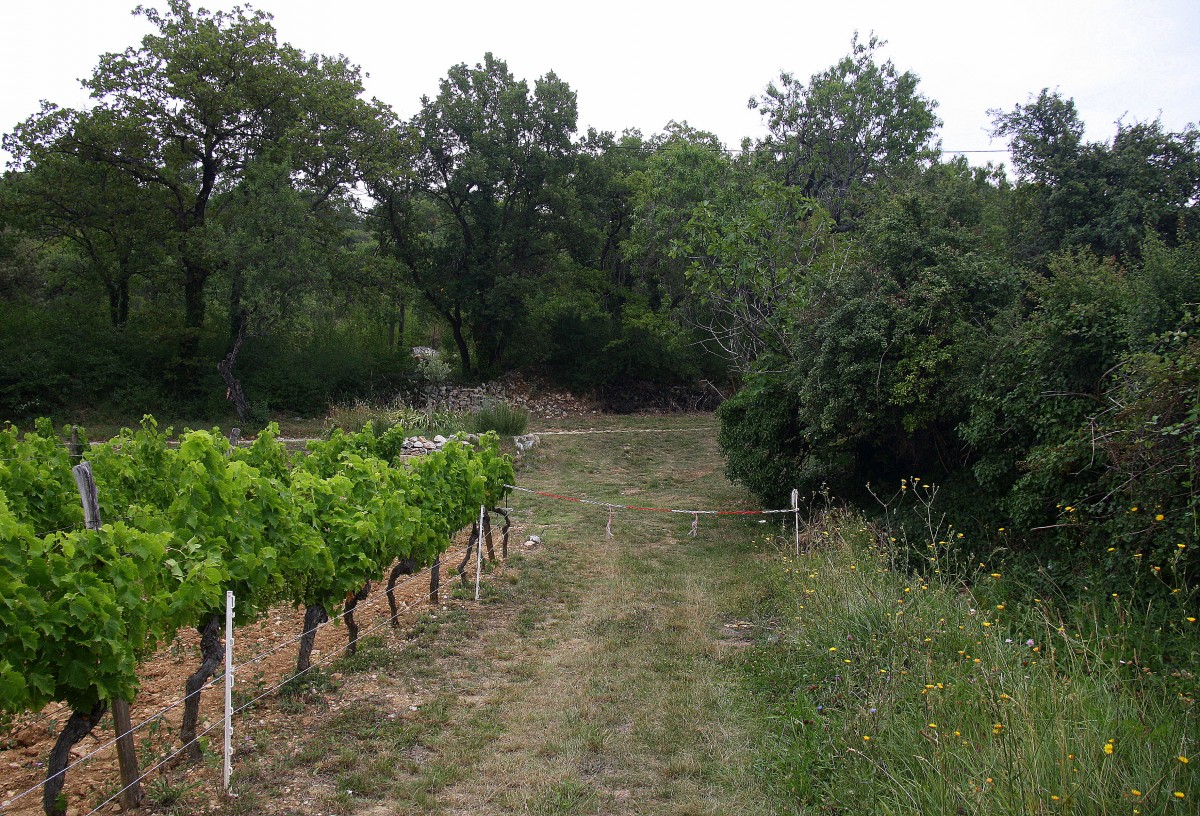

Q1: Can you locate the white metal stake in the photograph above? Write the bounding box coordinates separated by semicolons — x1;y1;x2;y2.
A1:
791;489;800;558
475;505;485;601
223;590;235;792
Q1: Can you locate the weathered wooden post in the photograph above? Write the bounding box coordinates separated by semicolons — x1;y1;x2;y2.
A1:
792;489;801;558
72;462;143;811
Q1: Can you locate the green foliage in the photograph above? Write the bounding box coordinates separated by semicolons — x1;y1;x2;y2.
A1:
0;418;83;534
751;32;940;228
670;173;832;372
0;412;512;742
523;290;710;391
3;0;392;394
991;89;1200;263
468;400;528;437
368;52;578;376
740;517;1199;815
716;373;806;507
714;153;1198;608
717;158;1020;504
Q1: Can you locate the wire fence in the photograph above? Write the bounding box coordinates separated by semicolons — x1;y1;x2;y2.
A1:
504;483;794;517
0;545;474;816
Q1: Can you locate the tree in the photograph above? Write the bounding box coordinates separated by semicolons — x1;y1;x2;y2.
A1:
750;33;941;230
668;169;833;373
3;147;172;327
3;1;391;391
368;53;578;377
213;158;358;423
625;122;732;311
568;128;649;311
990;89;1200;263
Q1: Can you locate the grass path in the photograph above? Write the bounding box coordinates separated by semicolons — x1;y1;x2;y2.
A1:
210;413;786;816
427;416;778;815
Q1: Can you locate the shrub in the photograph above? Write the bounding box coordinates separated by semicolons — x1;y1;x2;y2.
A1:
468;399;528;436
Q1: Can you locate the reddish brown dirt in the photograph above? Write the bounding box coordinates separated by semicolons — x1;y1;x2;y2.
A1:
0;536;479;816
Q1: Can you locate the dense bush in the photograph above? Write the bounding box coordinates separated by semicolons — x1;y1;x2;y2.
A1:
716;181;1200;605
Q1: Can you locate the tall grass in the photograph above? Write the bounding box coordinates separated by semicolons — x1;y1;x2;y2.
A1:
325;399;467;438
467;399;528;436
741;509;1198;814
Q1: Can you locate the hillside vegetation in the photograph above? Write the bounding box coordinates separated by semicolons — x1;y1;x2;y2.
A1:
1;4;1196;643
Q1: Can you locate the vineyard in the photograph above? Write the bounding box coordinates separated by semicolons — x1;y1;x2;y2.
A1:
0;419;514;816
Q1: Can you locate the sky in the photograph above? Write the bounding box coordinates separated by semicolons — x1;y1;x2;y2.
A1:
2;0;1198;170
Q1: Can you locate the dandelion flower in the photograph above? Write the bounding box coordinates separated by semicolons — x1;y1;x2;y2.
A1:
1131;789;1141;796
1174;792;1185;799
1179;756;1190;764
1155;514;1165;521
1104;743;1114;755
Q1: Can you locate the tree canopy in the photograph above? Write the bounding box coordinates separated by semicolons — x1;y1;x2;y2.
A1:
3;0;391;391
751;33;940;229
368;53;578;377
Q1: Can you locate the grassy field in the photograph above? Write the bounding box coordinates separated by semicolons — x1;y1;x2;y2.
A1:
184;412;1196;816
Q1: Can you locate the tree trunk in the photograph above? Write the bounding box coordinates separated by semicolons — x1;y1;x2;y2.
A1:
387;558;418;627
396;294;406;350
217;318;251;424
228;268;245;344
177;263;209;394
296;603;329;675
106;279;130;328
180;614;224;762
42;701;107;816
343;583;371;657
449;306;473;377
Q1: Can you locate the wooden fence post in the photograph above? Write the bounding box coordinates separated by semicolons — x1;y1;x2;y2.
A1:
72;462;143;811
792;488;800;558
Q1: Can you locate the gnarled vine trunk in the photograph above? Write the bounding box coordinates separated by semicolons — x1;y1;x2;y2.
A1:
387;558;418;627
43;701;107;816
343;582;371;656
296;603;329;675
493;507;512;559
180;614;224;762
482;511;495;561
457;521;480;586
429;557;441;605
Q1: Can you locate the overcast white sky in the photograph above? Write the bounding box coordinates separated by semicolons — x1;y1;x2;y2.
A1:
2;0;1198;170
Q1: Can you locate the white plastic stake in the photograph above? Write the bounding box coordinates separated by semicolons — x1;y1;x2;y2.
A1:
791;489;800;558
475;505;485;601
223;590;235;792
